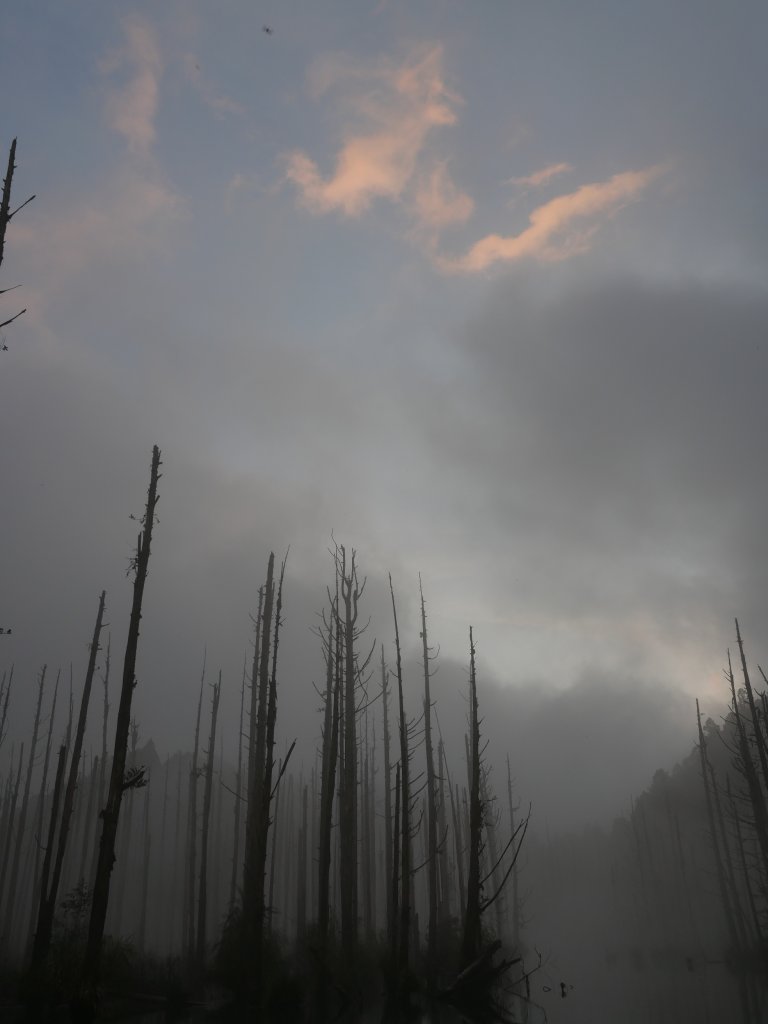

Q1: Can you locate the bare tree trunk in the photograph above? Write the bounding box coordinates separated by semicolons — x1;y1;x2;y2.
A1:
184;657;206;962
0;666;13;752
229;658;247;915
112;722;138;937
340;547;361;959
436;739;451;923
506;756;520;948
173;757;184;954
389;576;410;982
419;578;439;972
381;647;393;944
196;671;221;972
80;445;161;1000
35;746;67;950
462;629;483;968
29;671;60;947
79;755;99;891
89;640;111;886
0;138;33;338
4;666;46;951
297;783;308;940
138;780;152;954
316;598;340;1010
0;743;24;919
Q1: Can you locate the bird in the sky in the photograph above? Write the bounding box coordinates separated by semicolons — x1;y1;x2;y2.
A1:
262;25;273;35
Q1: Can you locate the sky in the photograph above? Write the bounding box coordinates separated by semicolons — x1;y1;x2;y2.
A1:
1;0;767;827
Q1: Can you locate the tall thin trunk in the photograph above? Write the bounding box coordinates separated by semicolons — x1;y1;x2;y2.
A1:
81;445;161;996
381;647;393;943
340;547;361;958
4;666;46;950
138;780;152;954
243;557;274;927
229;658;247;914
0;743;24;915
30;671;60;944
42;588;106;965
0;666;13;752
113;722;138;937
196;671;221;971
157;757;170;947
462;629;483;967
506;755;520;948
297;783;308;940
185;656;206;961
35;746;67;960
89;640;111;886
419;577;439;969
389;575;410;979
317;601;340;967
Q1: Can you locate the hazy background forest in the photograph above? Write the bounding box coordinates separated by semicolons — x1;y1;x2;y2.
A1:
2;1;768;1021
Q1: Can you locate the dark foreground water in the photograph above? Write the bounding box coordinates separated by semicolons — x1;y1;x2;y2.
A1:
118;961;766;1024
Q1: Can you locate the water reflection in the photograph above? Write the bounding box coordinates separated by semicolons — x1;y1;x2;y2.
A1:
119;961;765;1024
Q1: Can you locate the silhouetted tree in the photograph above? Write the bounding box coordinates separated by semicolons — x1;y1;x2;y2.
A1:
80;445;161;1004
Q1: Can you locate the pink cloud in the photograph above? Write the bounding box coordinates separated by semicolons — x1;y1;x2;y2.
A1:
286;46;459;217
507;162;573;188
101;15;162;157
441;166;665;273
412;162;474;230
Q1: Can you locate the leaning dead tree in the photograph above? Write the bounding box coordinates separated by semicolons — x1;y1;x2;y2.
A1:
79;445;161;1000
31;591;106;972
1;139;34;346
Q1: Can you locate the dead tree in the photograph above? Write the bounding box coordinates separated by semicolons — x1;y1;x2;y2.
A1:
419;577;439;971
339;546;365;959
1;139;34;346
80;445;161;1000
89;637;111;885
0;666;13;751
242;551;291;1004
315;590;340;1011
29;670;60;945
3;665;46;950
196;671;221;971
0;742;24;921
389;575;411;981
31;593;106;970
184;656;206;962
461;630;483;968
138;778;152;954
229;658;247;915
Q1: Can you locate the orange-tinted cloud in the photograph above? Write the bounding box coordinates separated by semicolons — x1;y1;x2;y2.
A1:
508;162;572;188
286;46;459;217
412;162;474;230
442;166;665;273
101;15;162;157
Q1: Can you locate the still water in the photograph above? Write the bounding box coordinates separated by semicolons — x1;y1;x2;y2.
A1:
123;962;765;1024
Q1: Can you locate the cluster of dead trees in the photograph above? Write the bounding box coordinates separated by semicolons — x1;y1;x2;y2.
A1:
0;447;531;1018
696;620;768;969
